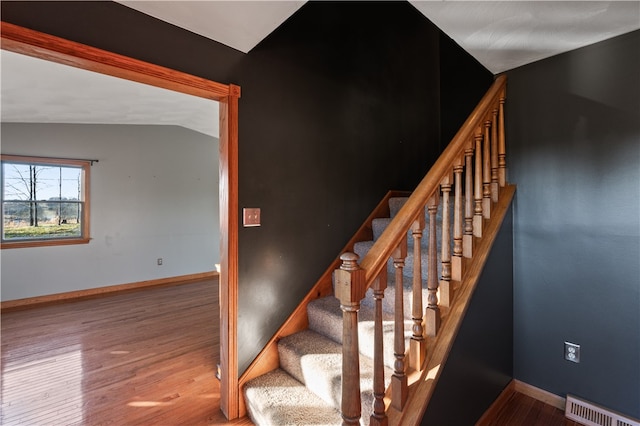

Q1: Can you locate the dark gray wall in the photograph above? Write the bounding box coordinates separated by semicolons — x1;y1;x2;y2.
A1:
1;1;492;375
232;2;443;371
507;30;640;418
421;205;514;425
439;32;495;149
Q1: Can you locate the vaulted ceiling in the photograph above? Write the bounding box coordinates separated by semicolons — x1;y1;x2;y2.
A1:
2;1;639;136
117;1;640;74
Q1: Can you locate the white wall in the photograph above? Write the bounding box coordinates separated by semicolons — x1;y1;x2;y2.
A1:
1;123;219;301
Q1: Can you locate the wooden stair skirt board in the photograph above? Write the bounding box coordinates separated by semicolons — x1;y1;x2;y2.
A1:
0;271;218;312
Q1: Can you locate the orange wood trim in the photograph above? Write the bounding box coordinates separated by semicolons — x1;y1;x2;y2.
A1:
237;189;410;417
83;158;91;243
0;154;92;167
388;184;516;426
1;22;241;421
359;75;507;288
513;380;566;410
1;237;91;249
0;271;218;312
475;380;516;426
0;22;230;101
219;87;240;420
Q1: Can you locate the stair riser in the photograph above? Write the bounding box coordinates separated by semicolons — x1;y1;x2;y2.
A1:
244;368;342;426
307;296;412;371
277;329;392;424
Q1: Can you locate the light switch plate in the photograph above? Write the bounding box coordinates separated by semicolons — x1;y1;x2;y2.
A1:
243;208;261;227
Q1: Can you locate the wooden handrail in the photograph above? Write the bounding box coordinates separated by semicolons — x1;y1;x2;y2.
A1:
358;74;507;294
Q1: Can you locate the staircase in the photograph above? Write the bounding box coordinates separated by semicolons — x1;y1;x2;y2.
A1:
244;196;436;425
240;75;513;425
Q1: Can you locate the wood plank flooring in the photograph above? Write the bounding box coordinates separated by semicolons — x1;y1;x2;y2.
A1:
481;391;581;426
1;278;253;426
2;278;576;426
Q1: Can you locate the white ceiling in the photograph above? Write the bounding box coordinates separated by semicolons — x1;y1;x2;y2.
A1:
2;1;639;134
120;1;640;74
410;1;640;74
1;49;218;137
118;0;307;54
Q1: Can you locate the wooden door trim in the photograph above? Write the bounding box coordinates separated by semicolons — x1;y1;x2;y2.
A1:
0;21;240;419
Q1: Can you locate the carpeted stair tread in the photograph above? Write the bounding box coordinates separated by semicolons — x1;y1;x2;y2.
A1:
372;212;446;245
244;367;342;426
307;296;411;370
278;329;392;423
353;239;443;282
328;259;427;318
388;197;408;218
388;196;452;221
359;276;429;319
359;196;451;282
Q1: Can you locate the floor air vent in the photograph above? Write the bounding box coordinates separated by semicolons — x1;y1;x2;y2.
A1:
565;395;640;426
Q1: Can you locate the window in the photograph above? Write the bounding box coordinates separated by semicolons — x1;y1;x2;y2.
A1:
1;155;91;248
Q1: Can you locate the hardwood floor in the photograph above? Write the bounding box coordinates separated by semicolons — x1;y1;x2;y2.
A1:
1;278;253;426
480;391;581;426
2;278;575;426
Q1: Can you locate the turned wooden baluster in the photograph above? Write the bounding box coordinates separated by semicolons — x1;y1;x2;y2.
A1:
439;175;453;307
452;159;464;281
334;252;364;426
409;212;425;371
425;194;441;337
491;106;499;202
391;236;408;410
463;143;474;258
499;92;507;187
370;270;388;426
473;133;484;238
482;119;492;219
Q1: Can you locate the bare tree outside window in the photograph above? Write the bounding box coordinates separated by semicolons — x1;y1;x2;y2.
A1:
1;155;91;248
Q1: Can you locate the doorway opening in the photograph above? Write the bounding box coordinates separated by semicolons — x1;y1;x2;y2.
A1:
0;21;240;419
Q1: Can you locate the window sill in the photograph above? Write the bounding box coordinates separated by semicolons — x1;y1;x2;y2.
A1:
1;238;91;249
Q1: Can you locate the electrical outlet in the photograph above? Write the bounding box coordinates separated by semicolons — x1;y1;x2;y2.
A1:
565;342;580;363
157;258;163;266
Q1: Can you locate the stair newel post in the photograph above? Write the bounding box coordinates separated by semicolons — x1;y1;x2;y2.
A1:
490;106;500;202
439;174;453;307
425;194;441;337
391;236;408;410
409;212;426;372
482;120;492;219
334;252;365;426
452;158;464;282
473;132;484;238
370;271;388;426
498;91;507;187
463;143;474;259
